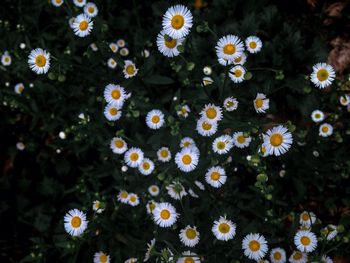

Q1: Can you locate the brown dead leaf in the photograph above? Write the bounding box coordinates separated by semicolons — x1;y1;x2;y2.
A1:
328;37;350;76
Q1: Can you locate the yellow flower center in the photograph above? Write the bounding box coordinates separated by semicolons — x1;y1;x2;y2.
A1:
149;202;156;211
94;201;100;209
182;154;192;165
114;140;124;148
35;55;46;67
160;209;170;219
111;89;121;99
217;141;226;150
270;133;283;147
202;122;212;130
120;191;128;199
234;56;242;63
109;107;118;116
317;69;329;81
223;44;236;55
183;141;191;147
56;0;62;3
248;240;261;252
184;258;194;263
300;236;311;246
111;45;117;51
71;216;82;228
185;228;197;239
4;57;10;62
322;126;329;133
165;38;177;49
302;213;310;221
211;171;220;181
237;135;246;144
130;153;139;161
79;21;88;31
126;65;135;75
143;162;150;170
293;252;303;260
226;101;234;107
261;146;266;154
160;150;169;158
151;115;160;124
315;113;321;119
171;15;185;29
18;86;24;93
151;186;158;192
99;254;108;263
206;108;217;119
249;41;257;49
88;6;94;13
273;252;282;260
129;195;136;202
218;223;230;233
255;98;263;108
181;107;188;114
234;69;242;77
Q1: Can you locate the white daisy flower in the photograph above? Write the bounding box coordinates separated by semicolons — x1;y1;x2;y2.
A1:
16;142;25;151
195;180;205;190
28;48;50;74
196;118;218;137
144;238;155;262
157;30;184;57
232;132;252;148
14;83;25;94
104;104;122;121
319;123;333;137
117;39;126;47
200;104;223;123
107;58;117;69
202;76;214;86
92;200;104;214
218;57;234;66
72;13;93;37
94;252;110;263
64;209;88;236
117;190;129;204
125;258;137;263
179;226;200;247
339;94;350;106
254;93;269;113
233;53;247;65
223;97;239;111
322;224;338;241
120;47;129;56
188;188;199;198
166;182;187;200
288;251;308;263
51;0;64;7
68;17;76;28
142;49;150;58
176;251;201;263
123;60;138;78
203;66;212;75
177;105;191;118
146;200;158;215
162;5;193;39
175;147;199;173
90;43;98;51
153;202;178;228
263;125;293;156
299;211;316;227
110;137;128;154
84;2;98;17
124;147;144;168
245;36;263;54
270;248;286;263
318;255;333;263
212;135;234;154
294;230;318;253
205;166;227;188
148;185;160;196
311;110;325;123
73;0;86;7
242;233;268;261
109;42;119;53
180;137;195;148
216;35;244;61
146;109;165;129
138;158;155;176
104;84;126;107
157;147;171;162
310;63;336;89
229;65;246;83
1;51;12;66
128;193;140;206
212;216;236;241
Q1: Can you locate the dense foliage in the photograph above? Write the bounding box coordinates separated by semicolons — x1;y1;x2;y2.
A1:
1;0;350;262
